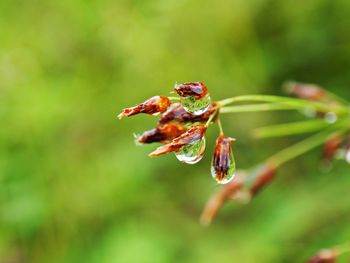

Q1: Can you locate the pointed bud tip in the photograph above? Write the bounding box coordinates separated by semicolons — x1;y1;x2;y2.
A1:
148;146;169;157
199;216;212;227
117;112;125;120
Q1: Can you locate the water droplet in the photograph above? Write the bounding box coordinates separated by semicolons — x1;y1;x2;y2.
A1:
324;112;337;123
180;94;211;115
346;149;350;164
211;147;236;184
175;137;206;164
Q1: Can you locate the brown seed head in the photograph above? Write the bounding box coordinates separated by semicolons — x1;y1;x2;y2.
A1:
174;82;209;99
118;96;171;119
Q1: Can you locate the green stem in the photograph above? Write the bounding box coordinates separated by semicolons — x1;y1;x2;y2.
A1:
205;110;218;127
253;119;332;138
335;242;350;255
217;118;224;135
218;95;347;114
220;103;298;113
267;119;349;167
168;96;180;101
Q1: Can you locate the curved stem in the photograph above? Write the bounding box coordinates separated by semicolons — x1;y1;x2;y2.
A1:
168;96;180;101
217;118;224;135
335;242;350;255
218;95;347;114
253;119;332;138
205;110;218;127
220;103;298;113
267;119;349;168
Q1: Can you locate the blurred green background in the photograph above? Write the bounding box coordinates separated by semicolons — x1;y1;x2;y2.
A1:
1;0;350;262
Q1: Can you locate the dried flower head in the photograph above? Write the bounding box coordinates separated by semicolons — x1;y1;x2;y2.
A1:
119;80;350;227
118;96;171;119
136;123;187;144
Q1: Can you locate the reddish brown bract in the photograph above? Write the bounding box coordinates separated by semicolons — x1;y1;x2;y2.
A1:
118;96;171;119
136;123;187;144
212;135;235;182
158;103;217;124
174;82;209;99
149;125;207;157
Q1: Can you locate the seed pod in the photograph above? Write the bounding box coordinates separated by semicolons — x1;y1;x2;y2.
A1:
118;96;171;119
307;249;337;263
211;135;236;184
158;103;217;124
285;82;326;101
174;82;211;115
148;126;206;157
136;123;187;144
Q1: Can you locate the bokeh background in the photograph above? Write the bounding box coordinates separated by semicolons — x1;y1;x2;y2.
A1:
1;0;350;262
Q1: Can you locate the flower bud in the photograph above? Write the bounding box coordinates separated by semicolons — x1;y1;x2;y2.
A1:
118;96;171;119
211;135;236;184
248;164;276;196
158;103;217;124
148;125;206;157
285;81;326;101
174;82;209;99
322;134;345;163
174;82;211;115
307;249;337;263
136;123;187;144
200;173;245;226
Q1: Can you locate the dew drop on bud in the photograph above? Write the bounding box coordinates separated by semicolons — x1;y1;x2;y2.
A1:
180;94;211;115
175;82;212;115
175;137;206;164
211;136;236;184
211;149;236;184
